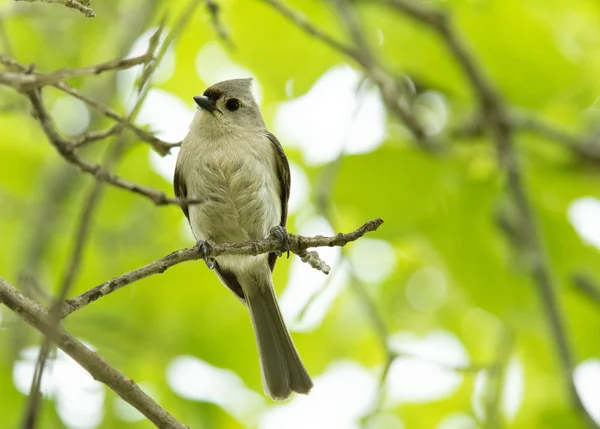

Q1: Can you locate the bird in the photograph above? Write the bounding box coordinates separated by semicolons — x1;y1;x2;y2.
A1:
173;78;313;400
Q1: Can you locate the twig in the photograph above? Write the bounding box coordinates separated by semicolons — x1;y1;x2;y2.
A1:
0;53;149;89
573;273;600;307
260;0;357;58
0;53;174;155
205;0;232;45
72;124;123;148
14;0;95;17
21;340;52;429
513;112;600;162
25;89;185;206
482;330;513;429
55;81;174;155
21;12;202;420
60;218;384;318
259;0;435;148
0;276;189;429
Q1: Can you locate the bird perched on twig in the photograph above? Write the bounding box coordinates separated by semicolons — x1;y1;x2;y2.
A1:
174;78;313;400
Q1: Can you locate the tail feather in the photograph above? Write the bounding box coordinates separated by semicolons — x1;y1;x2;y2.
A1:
243;269;313;400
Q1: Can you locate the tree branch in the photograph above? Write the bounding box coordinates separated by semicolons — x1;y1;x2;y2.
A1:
259;0;437;149
24;89;189;206
573;272;600;308
0;276;189;429
13;0;95;18
60;218;384;318
0;52;175;156
0;53;148;89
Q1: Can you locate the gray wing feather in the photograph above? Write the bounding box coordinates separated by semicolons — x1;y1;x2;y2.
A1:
266;132;291;272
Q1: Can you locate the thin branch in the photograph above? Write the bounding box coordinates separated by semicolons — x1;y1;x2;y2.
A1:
22;148;114;428
0;276;189;429
25;89;186;206
60;218;384;318
205;0;232;45
260;0;436;148
56;82;174;155
13;0;95;17
573;273;600;307
260;0;357;58
0;53;149;89
513;112;600;162
0;53;174;155
72;124;123;148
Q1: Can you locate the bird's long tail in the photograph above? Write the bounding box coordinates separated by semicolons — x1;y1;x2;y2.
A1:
242;268;313;400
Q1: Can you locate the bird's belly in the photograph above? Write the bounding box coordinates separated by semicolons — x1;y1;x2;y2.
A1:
187;155;281;247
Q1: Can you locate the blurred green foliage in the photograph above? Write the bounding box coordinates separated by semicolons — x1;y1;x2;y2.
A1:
1;0;600;428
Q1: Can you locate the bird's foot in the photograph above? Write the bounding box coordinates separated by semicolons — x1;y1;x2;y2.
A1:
196;239;216;269
269;225;291;258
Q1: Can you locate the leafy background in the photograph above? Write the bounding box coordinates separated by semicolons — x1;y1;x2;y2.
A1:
1;0;600;428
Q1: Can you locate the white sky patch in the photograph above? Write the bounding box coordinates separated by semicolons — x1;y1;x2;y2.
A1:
51;97;90;136
348;238;396;284
274;65;386;165
575;359;600;424
386;330;469;403
145;90;194;181
13;346;104;429
405;266;448;312
117;26;176;111
259;360;378;429
472;357;524;422
279;216;347;332
139;89;195;143
196;42;263;105
568;197;600;250
167;355;266;425
288;161;310;215
149;145;179;183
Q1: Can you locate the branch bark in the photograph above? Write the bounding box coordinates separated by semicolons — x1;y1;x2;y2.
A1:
13;0;95;17
60;218;384;318
0;276;189;429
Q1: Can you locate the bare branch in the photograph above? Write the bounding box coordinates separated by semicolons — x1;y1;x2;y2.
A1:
0;53;149;89
260;0;357;58
0;276;189;429
0;53;174;156
72;124;123;148
60;218;384;318
573;273;600;307
13;0;95;17
25;89;186;206
260;0;436;149
54;82;174;155
205;0;232;46
513;112;600;162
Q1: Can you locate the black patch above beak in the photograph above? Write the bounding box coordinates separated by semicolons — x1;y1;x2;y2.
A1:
193;95;218;114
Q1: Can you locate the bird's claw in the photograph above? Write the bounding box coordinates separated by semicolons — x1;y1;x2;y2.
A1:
197;240;216;269
270;225;290;258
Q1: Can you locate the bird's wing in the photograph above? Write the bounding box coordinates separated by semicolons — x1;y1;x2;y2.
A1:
173;163;189;221
266;132;291;272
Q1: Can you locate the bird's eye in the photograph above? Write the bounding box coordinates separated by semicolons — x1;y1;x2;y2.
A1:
226;98;240;112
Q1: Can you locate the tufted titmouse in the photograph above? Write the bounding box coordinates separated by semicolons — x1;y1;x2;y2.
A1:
174;78;313;400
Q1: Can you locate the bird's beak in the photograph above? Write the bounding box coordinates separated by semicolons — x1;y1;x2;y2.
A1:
193;95;218;114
